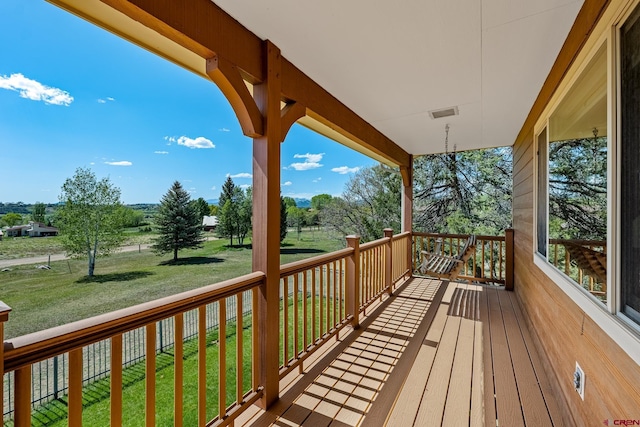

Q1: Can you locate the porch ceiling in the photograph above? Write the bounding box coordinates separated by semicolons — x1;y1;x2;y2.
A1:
215;0;583;155
50;0;583;158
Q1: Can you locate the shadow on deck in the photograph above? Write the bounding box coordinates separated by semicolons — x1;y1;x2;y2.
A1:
238;277;564;426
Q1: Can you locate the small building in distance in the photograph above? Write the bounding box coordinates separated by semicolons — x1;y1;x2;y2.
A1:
202;216;218;232
4;222;58;237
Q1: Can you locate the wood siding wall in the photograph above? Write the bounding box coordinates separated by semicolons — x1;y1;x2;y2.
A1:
513;131;640;424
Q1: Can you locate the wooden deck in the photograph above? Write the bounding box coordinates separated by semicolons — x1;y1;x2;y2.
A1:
238;277;564;426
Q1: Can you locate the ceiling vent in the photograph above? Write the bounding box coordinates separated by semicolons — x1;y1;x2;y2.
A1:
429;106;459;119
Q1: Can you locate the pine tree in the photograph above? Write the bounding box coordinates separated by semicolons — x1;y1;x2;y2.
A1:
153;181;205;261
280;195;288;243
218;177;238;245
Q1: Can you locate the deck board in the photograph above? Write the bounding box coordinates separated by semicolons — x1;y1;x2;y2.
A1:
237;278;565;426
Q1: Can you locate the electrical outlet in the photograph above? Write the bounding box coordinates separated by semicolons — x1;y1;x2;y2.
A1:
574;362;585;400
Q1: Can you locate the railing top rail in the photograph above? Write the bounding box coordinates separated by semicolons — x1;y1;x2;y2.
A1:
280;247;353;278
391;231;411;241
4;271;266;372
360;236;389;251
549;238;606;246
412;231;506;241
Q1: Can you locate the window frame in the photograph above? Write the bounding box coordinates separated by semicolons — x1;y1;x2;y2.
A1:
532;0;640;364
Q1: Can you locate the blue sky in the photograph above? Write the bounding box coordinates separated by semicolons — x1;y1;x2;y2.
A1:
0;1;376;205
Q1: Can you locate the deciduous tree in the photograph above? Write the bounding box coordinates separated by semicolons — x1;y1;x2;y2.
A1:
57;167;125;276
31;202;46;223
153;181;205;261
1;212;23;227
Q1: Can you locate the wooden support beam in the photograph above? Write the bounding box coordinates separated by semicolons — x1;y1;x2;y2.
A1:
401;156;413;233
86;0;410;167
280;101;306;142
252;40;282;409
505;228;515;291
206;55;263;137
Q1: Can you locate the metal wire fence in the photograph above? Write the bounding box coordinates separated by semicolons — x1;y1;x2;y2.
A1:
3;289;254;419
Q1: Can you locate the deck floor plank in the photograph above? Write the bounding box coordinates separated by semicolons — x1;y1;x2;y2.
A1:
498;288;553;426
507;291;566;426
486;287;525;427
469;284;485;427
240;278;565;427
413;288;464;426
480;285;498;427
442;285;477;426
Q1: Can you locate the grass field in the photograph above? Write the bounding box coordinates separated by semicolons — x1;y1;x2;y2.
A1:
0;227;345;338
0;230;156;260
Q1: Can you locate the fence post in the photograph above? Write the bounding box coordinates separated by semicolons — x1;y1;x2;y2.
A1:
0;302;10;422
505;229;514;291
384;229;393;295
345;236;360;329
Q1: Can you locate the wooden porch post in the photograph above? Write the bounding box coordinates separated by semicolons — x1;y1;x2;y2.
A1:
401;156;413;272
505;228;515;291
345;236;361;329
253;40;282;408
0;302;10;426
384;229;393;295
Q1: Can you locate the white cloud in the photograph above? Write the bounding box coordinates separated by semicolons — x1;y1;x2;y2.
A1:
331;166;360;174
211;186;216;191
240;184;251;189
294;153;324;163
89;162;95;165
164;136;176;144
176;136;215;149
312;177;322;183
228;172;252;179
283;181;292;186
97;99;106;104
0;73;73;106
154;151;169;155
219;127;230;132
107;97;115;101
288;152;324;171
97;97;115;104
105;161;132;166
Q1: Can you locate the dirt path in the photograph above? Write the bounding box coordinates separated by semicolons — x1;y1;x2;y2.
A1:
0;243;153;269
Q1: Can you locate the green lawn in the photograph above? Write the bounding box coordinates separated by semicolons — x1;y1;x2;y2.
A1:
0;228;344;338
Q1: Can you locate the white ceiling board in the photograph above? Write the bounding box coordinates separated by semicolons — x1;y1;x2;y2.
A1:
482;0;582;30
481;1;583;150
213;0;582;156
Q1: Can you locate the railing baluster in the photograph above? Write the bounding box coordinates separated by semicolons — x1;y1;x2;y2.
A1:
319;266;324;337
333;261;339;326
146;323;156;427
175;313;184;427
303;270;308;351
252;287;259;392
283;277;289;365
312;268;317;343
219;299;226;420
15;366;31;427
326;264;331;334
111;334;123;427
198;306;206;427
69;348;82;427
236;293;243;404
294;274;299;359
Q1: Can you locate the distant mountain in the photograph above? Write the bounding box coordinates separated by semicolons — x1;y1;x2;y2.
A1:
295;198;311;208
204;198;310;207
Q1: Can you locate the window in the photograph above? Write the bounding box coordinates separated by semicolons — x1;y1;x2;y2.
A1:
536;44;608;304
620;4;640;324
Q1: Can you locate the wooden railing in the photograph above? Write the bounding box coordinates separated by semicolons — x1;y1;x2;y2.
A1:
548;238;606;297
2;272;265;427
412;230;514;289
0;230;413;425
278;248;353;378
391;231;412;284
